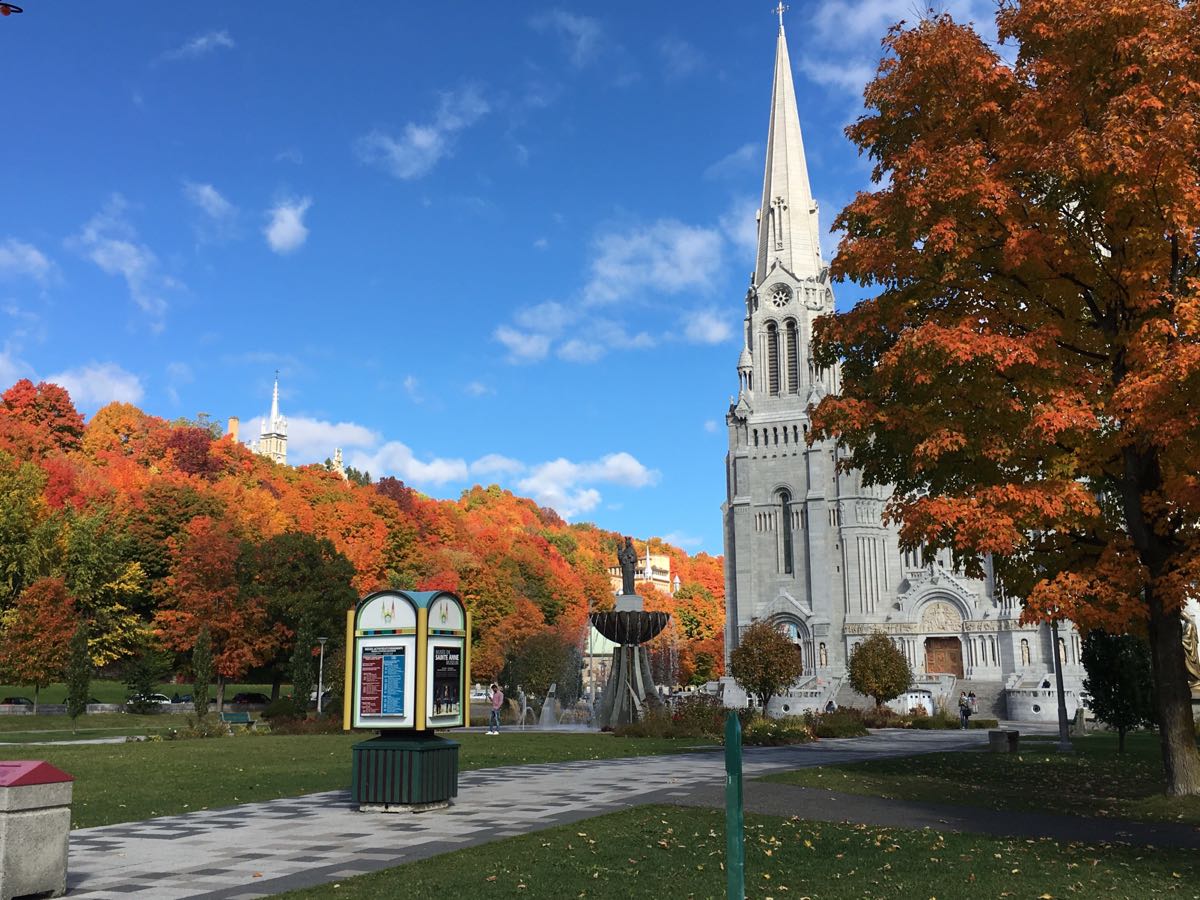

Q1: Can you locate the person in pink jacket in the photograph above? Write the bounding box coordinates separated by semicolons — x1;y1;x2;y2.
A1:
488;683;504;735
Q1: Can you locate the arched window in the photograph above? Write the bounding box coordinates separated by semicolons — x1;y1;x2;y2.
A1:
785;320;799;393
766;322;780;395
779;489;794;574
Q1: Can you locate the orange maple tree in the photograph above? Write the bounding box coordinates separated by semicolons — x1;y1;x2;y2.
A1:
811;0;1200;793
0;577;76;711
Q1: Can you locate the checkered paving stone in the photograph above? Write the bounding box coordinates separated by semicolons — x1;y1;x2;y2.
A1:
65;729;985;899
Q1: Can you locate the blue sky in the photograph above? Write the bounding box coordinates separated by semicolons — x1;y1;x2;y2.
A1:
1;1;996;554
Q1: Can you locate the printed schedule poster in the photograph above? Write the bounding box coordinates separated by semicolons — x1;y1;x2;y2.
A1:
431;646;462;718
360;646;406;717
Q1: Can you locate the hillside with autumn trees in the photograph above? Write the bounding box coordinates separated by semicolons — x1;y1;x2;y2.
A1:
0;379;724;703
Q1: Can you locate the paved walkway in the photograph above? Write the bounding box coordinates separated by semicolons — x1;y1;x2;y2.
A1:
65;730;985;899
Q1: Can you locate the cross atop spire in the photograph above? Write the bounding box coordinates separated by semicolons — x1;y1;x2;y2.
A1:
775;2;787;28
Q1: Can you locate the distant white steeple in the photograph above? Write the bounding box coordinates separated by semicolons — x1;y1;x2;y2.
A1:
256;372;288;465
755;8;823;285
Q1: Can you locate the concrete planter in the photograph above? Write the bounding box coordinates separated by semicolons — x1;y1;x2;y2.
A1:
0;761;74;900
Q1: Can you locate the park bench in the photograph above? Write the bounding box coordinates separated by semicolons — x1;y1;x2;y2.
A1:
219;711;255;728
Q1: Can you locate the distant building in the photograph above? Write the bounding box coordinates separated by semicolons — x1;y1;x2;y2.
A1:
607;545;679;596
254;373;288;465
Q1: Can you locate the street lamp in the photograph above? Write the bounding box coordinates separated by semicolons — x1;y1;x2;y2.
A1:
1049;619;1073;753
316;637;328;714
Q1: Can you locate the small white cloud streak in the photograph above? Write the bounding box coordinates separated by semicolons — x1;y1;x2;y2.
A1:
264;197;312;254
470;453;525;477
184;182;234;220
704;143;760;181
494;325;551;364
584;219;723;306
517;452;659;519
659;36;704;80
71;195;172;323
684;310;732;345
0;239;54;284
356;86;489;180
530;10;603;68
160;30;235;63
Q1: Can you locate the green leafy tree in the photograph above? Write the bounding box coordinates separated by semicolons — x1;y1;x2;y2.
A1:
123;639;171;714
239;531;357;698
848;632;913;708
729;620;804;713
192;626;213;720
288;624;315;718
65;622;92;732
501;631;580;705
1081;631;1155;753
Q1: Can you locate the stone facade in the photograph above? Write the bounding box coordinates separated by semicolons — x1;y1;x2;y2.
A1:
720;19;1082;714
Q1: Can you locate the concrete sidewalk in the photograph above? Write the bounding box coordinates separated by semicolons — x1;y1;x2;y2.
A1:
65;730;985;899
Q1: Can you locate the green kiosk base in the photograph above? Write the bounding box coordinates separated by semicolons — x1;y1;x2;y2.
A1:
351;731;460;812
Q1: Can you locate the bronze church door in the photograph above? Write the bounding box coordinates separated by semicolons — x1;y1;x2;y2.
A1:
925;637;964;678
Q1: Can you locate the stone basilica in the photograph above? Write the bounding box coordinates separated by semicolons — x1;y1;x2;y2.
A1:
720;17;1082;720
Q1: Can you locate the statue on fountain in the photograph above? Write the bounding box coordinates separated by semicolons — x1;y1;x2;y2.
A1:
617;536;638;596
590;537;670;729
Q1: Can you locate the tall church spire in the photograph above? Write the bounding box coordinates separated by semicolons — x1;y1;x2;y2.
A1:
755;13;823;285
269;371;281;428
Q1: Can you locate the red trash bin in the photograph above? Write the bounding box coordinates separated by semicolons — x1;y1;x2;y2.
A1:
0;761;74;900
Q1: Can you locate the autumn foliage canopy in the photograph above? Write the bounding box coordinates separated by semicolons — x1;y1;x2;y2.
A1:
811;0;1200;792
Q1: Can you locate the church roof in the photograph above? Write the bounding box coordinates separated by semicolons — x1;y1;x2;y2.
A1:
755;20;824;286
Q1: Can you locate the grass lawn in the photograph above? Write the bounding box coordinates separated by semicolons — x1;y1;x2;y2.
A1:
763;731;1200;825
0;731;711;829
281;804;1200;899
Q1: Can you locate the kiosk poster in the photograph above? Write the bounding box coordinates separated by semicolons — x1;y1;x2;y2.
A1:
360;646;406;717
431;645;462;717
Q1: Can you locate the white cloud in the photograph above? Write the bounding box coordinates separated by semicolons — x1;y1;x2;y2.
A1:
704;143;760;181
584;219;723;305
165;361;193;405
71;195;173;324
470;453;525;477
797;58;876;94
0;347;29;388
264;197;312;254
184;182;234;220
464;380;494;397
684;309;732;345
402;374;422;403
348;441;469;486
46;362;144;408
532;237;549;251
517;451;659;519
719;196;759;257
530;10;603;68
242;414;380;463
494;325;551;364
356;86;489;180
663;531;703;549
659;36;704;80
556;338;605;364
0;239;54;284
704;419;719;434
160;29;235;63
514;300;573;335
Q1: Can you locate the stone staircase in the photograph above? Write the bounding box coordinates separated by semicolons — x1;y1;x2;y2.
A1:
954;678;1007;719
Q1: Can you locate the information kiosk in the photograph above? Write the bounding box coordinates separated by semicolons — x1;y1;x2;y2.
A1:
343;590;471;811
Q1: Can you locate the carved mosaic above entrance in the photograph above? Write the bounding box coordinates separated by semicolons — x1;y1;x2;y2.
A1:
920;600;964;634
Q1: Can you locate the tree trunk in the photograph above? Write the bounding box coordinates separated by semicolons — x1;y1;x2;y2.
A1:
1120;445;1200;796
1145;585;1200;795
1118;726;1126;754
271;675;282;702
216;675;226;714
32;683;39;716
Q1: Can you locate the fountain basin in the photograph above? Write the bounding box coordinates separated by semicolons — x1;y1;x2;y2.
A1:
590;610;669;645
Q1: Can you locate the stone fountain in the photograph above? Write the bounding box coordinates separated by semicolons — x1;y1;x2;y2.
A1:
591;537;670;729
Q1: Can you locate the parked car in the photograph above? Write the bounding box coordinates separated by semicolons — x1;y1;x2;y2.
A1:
127;693;172;707
230;692;270;706
0;696;34;708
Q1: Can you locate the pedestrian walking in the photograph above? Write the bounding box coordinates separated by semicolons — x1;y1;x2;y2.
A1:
488;682;504;735
958;690;971;729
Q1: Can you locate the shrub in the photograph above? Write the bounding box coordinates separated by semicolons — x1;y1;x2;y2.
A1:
261;697;305;721
860;705;903;729
671;693;726;738
909;710;961;730
806;707;869;738
969;718;1000;729
847;632;912;707
271;715;343;735
614;711;683;739
162;717;233;740
741;716;814;746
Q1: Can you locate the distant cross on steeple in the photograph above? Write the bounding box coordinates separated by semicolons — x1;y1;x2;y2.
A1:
775;2;788;27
